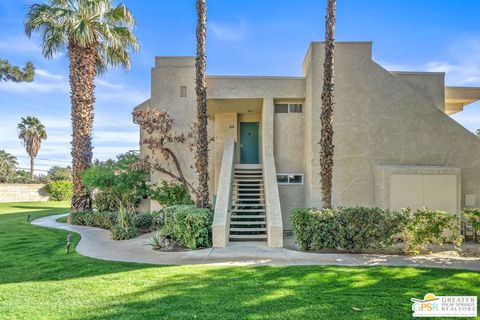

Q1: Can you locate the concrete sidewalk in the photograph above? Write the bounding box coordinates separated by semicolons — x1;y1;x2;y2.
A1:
32;214;480;270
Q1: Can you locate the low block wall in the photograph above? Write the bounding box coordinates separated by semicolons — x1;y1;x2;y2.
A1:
0;184;49;202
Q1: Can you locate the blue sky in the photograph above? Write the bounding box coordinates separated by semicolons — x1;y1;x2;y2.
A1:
1;0;480;173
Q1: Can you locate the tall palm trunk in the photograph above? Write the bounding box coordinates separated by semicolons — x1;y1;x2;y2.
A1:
320;0;336;209
194;0;209;208
30;156;34;179
69;40;97;213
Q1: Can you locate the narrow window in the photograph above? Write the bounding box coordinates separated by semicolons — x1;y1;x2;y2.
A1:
180;85;187;97
289;104;303;113
277;174;304;185
276;174;289;184
274;104;288;113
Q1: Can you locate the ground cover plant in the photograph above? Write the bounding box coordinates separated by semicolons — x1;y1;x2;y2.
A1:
0;202;479;319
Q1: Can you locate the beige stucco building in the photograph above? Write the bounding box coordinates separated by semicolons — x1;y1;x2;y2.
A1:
135;41;480;247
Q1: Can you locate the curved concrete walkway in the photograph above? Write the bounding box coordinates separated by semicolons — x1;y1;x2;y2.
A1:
32;214;480;270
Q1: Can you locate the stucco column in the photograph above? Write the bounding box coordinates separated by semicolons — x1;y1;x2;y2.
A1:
262;97;283;247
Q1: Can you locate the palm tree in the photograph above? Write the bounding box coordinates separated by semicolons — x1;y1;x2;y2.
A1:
194;0;209;208
0;150;18;182
17;116;47;179
320;0;336;209
25;0;138;213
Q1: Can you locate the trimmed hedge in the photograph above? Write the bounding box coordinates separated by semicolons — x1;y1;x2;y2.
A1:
134;211;163;232
162;205;213;250
291;207;461;254
291;207;406;252
46;180;73;201
70;211;116;230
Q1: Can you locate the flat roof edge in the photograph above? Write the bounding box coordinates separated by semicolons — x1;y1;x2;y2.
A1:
391;71;445;76
207;75;305;80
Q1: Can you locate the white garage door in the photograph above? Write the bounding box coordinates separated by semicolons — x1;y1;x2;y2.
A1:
390;174;458;214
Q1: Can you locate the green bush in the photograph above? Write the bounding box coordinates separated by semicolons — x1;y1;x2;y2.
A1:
149;181;194;207
335;207;407;252
46;180;73;201
463;208;480;236
70;211;116;230
134;211;163;231
111;206;136;240
82;152;148;211
162;205;212;249
401;208;461;255
291;207;407;252
93;190;120;212
291;207;460;255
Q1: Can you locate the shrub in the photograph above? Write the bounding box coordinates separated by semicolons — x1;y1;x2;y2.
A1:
291;207;407;252
291;207;460;255
134;211;163;232
93;190;120;212
111;206;136;240
162;205;212;249
290;208;337;250
47;166;71;181
401;208;462;255
463;208;480;236
149;181;194;207
46;180;73;201
82;152;148;211
335;207;407;252
70;211;116;230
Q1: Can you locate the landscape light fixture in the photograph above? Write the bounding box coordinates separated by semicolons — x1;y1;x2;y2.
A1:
66;234;73;254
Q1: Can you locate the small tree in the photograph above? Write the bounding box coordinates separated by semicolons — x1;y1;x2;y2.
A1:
17;116;47;179
0;150;18;182
0;59;34;82
133;108;199;198
47;166;72;181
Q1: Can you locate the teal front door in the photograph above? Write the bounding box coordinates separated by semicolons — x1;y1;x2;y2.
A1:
240;122;259;164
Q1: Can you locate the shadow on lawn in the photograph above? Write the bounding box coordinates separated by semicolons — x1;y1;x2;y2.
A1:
69;265;480;320
0;207;156;285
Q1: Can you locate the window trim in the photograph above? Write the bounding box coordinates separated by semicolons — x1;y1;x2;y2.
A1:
276;173;304;185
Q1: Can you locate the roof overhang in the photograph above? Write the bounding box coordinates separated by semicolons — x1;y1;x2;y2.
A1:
445;86;480;115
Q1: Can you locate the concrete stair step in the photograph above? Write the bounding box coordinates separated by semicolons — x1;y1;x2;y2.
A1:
235;164;262;169
231;215;266;219
230;221;266;225
230;227;267;232
232;209;266;212
229;234;267;239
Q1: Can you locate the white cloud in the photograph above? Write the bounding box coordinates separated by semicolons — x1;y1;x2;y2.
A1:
0;35;41;54
36;69;64;81
379;37;480;87
210;20;247;41
96;79;124;90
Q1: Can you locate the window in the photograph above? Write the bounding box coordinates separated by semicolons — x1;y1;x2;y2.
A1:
277;174;304;185
274;103;303;113
274;104;288;113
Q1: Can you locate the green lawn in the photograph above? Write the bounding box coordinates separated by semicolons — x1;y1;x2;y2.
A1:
0;202;479;320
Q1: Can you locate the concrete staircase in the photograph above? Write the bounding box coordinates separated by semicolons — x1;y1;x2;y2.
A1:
229;164;267;241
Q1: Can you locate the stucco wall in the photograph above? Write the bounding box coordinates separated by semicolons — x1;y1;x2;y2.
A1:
303;42;480;210
137;41;480;225
0;184;49;202
274;109;306;229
